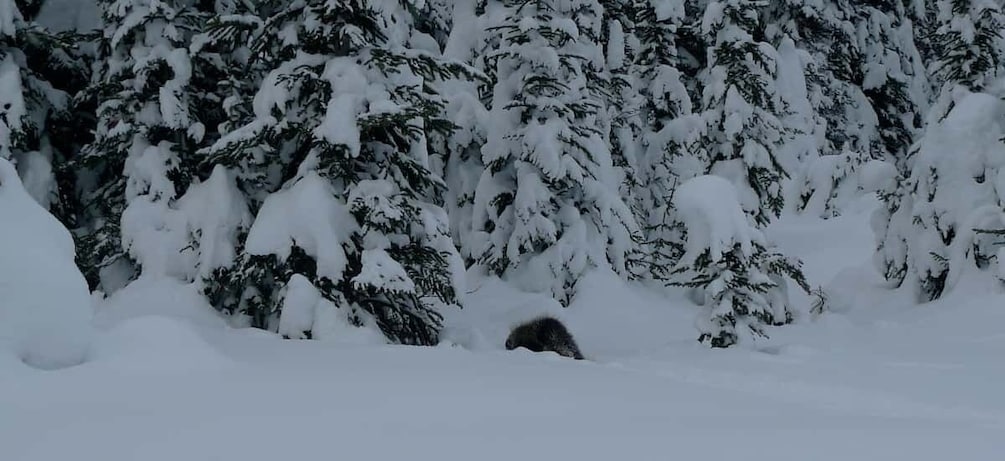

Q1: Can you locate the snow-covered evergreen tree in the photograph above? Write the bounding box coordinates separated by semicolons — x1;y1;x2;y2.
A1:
671;175;808;348
930;0;1004;92
74;0;192;289
789;1;930;223
598;0;639;206
469;0;639;304
626;0;702;280
872;86;1005;301
765;1;918;218
794;147;884;218
871;2;1005;300
908;0;940;71
0;0;88;212
854;1;930;167
763;5;828;164
191;4;269;202
204;0;467;345
416;0;454;48
73;0;255;292
698;0;792;226
431;0;491;267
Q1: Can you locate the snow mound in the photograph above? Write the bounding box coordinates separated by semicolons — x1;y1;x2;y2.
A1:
0;158;93;369
446;270;699;359
0;347;31;378
87;316;233;373
441;275;565;351
565;269;696;358
94;276;227;330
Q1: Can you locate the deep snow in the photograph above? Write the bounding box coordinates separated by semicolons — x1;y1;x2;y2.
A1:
2;195;1004;459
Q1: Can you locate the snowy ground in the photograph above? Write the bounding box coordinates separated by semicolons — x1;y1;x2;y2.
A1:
3;196;1004;460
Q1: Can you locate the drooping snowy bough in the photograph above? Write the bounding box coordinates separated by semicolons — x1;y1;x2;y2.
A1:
671;175;809;348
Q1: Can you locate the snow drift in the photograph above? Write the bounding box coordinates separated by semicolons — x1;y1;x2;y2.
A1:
0;158;93;369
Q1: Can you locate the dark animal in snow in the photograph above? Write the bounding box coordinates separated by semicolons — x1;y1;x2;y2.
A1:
505;316;584;360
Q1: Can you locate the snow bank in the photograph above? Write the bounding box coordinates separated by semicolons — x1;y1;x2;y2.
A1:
87;316;233;374
565;269;696;358
441;274;565;351
5;308;1004;461
443;269;696;359
12;150;57;210
93;276;227;330
0;158;93;369
3;177;1003;460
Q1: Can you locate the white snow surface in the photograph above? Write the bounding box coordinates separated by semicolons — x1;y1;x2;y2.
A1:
92;275;228;330
0;159;93;369
3;196;1005;458
36;0;101;33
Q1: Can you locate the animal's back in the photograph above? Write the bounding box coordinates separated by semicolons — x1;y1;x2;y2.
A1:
505;316;584;360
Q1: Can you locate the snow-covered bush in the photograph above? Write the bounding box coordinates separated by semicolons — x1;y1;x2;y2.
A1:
670;175;809;348
0;158;93;368
873;86;1005;301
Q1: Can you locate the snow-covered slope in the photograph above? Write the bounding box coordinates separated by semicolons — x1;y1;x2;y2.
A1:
2;305;1002;460
2;196;1003;459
